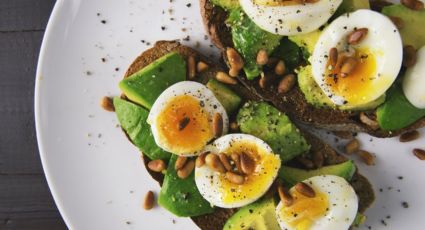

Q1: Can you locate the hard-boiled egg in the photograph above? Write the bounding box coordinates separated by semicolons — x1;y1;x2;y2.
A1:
276;175;358;230
239;0;342;36
311;9;402;107
403;46;425;109
195;134;281;208
147;81;228;156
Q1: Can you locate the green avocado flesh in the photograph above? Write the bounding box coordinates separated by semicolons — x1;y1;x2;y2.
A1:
382;4;425;49
158;155;214;217
334;0;370;17
223;198;280;230
279;160;356;187
271;37;302;72
211;0;239;10
237;101;310;162
113;97;171;160
119;52;186;109
227;9;282;79
377;85;425;131
206;78;242;115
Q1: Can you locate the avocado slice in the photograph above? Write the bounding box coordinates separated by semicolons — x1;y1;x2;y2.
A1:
206;79;242;115
271;37;302;72
279;160;356;187
113;97;171;160
223;198;280;230
119;52;186;109
237;101;310;162
382;4;425;49
158;155;214;217
210;0;239;10
377;85;425;131
335;0;370;17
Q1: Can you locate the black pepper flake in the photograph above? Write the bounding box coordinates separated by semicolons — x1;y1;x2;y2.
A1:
161;26;166;31
101;20;107;24
183;35;190;41
296;26;302;32
397;176;403;180
85;71;92;76
101;58;106;62
402;201;409;208
179;117;190;131
115;67;120;72
381;219;387;226
125;221;131;225
186;3;192;7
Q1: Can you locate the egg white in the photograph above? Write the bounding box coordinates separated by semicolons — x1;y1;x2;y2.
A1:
276;175;358;230
311;9;403;107
195;134;280;208
239;0;342;36
403;46;425;109
147;81;229;156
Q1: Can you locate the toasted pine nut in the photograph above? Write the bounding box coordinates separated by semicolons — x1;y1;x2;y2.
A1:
100;96;115;112
259;74;267;89
225;171;245;185
147;159;166;172
389;16;404;30
226;48;244;71
187;56;196;79
177;160;195;179
400;130;420;142
340;57;358;77
143;191;155;210
230;153;242;173
328;47;338;67
359;112;379;130
229;68;240;77
196;152;209;167
175;156;188;170
230;122;239;132
213;113;223;137
357;150;375;165
256;49;269;65
278;74;296;94
197;61;209;73
401;0;424;10
205;153;226;173
345;139;360;154
240;152;255;175
216;71;237;85
403;45;417;68
278;185;293;206
275;60;286;75
295;182;316;198
219;153;232;171
413;148;425;160
347;28;368;45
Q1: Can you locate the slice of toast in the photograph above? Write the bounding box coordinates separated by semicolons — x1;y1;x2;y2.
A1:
199;0;425;137
122;40;374;230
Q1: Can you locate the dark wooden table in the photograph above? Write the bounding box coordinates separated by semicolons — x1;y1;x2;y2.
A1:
0;0;66;229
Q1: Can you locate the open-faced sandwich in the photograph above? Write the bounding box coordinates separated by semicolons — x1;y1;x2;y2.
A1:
200;0;425;137
104;40;375;229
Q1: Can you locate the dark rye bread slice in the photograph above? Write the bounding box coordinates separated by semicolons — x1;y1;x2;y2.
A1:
122;40;374;229
199;0;425;138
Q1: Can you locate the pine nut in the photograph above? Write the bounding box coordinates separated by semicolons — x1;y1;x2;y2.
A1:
403;45;417;68
256;49;269;66
413;148;425;160
295;182;316;198
230;122;239;132
275;60;286;75
178;117;190;131
226;48;244;71
340;57;358;77
219;153;232;171
205;153;226;173
143;191;155;210
229;67;240;77
216;71;237;85
399;130;420;142
345;139;360;154
328;47;338;67
401;0;424;10
278;185;293;206
147;159;166;172
230;153;242;173
187;56;196;79
359;112;379;130
357;150;375;165
196;152;209;167
100;96;115;112
259;73;268;89
240;152;255;174
347;28;368;45
225;171;245;185
197;61;209;73
278;74;296;94
213;113;223;137
175;156;188;170
177;160;195;179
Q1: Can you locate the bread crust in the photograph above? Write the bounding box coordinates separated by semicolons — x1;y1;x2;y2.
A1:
199;0;425;137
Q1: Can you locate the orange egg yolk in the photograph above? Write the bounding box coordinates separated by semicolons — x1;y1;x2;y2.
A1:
156;95;213;155
219;141;281;204
278;188;329;230
325;48;379;106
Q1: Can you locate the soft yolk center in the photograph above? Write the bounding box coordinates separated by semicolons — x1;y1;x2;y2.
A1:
156;95;213;155
325;48;379;105
219;141;280;204
279;189;329;230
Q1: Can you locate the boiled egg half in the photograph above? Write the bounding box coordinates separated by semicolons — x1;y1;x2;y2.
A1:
195;134;281;208
147;81;228;156
240;0;342;35
276;175;358;230
403;46;425;109
311;9;403;107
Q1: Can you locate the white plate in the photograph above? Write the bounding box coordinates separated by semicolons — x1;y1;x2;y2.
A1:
35;0;425;229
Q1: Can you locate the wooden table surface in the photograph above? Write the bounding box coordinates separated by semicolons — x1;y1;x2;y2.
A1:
0;0;66;229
